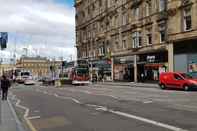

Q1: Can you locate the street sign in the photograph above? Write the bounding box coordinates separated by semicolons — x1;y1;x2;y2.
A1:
0;32;8;50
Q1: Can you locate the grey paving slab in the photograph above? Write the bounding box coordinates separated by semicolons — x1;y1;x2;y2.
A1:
0;100;25;131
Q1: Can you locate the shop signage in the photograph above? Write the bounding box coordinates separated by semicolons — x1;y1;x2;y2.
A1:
114;56;134;64
120;58;126;64
147;55;156;63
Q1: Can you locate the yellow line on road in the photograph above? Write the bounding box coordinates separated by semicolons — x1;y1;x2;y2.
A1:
25;118;38;131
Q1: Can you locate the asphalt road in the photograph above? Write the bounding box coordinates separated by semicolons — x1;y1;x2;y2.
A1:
10;84;197;131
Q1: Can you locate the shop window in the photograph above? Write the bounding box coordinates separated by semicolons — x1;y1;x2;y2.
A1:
183;6;192;31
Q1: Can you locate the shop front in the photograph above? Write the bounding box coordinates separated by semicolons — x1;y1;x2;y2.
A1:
137;51;168;82
91;59;112;81
174;40;197;74
113;56;134;82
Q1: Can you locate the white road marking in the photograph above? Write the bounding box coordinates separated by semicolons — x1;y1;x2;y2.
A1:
143;101;153;104
53;93;81;104
27;116;41;120
95;105;188;131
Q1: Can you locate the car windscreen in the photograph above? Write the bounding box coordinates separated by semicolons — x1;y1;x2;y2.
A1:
21;72;30;76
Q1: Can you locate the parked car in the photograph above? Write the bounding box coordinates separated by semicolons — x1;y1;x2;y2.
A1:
24;78;35;85
159;72;197;91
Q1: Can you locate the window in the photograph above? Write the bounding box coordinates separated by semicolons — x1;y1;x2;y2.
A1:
99;0;102;7
133;7;139;20
159;23;166;43
174;74;183;80
115;15;119;27
146;1;152;16
122;12;127;25
159;0;166;12
132;32;142;48
183;7;192;31
122;40;127;49
115;41;119;51
98;46;104;56
146;29;152;45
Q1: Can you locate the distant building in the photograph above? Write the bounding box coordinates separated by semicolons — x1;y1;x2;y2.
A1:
75;0;197;82
0;64;14;76
16;56;63;78
16;56;50;78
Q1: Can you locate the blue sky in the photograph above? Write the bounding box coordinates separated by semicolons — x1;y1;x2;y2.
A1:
0;0;76;63
56;0;74;5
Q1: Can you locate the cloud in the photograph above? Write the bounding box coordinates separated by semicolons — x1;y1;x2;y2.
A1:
0;0;76;62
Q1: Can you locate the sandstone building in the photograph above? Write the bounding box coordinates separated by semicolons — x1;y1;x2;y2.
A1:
75;0;197;82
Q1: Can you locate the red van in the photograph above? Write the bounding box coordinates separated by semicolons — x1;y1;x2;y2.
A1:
159;72;197;91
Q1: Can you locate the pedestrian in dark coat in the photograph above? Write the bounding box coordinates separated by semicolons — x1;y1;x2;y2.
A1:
1;75;11;100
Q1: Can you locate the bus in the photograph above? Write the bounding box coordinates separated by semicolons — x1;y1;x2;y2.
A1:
60;59;90;85
15;69;33;84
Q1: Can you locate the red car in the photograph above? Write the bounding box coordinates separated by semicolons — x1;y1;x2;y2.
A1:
159;72;197;91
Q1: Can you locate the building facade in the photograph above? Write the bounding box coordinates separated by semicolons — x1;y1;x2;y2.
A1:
16;56;50;78
75;0;197;82
0;64;14;76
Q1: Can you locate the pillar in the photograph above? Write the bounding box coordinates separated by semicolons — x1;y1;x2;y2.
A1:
111;57;114;81
168;43;174;72
134;55;138;82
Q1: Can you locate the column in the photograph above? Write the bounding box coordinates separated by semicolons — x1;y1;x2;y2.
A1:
168;43;174;72
134;55;138;82
111;57;114;81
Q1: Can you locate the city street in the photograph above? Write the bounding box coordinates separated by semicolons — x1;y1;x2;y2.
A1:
10;84;197;131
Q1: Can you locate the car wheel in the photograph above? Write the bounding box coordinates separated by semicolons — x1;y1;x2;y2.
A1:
160;84;166;90
183;85;190;91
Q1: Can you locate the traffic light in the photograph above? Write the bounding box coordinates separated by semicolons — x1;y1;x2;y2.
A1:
62;61;67;67
0;32;8;50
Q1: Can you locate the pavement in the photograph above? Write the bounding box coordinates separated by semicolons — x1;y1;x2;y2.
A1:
0;98;26;131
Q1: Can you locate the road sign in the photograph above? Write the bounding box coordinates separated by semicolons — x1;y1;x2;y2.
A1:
0;32;8;50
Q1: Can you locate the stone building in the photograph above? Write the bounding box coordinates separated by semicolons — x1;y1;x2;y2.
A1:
16;56;50;78
75;0;197;82
16;57;63;79
0;64;14;76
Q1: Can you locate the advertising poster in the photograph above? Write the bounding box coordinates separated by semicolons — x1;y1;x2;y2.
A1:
189;63;197;72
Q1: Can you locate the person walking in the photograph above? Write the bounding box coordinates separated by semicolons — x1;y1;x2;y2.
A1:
1;75;11;100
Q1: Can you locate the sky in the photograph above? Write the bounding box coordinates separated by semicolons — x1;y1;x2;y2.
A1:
0;0;75;63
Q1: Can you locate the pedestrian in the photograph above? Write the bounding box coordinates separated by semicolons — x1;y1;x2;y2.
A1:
1;75;11;100
141;73;145;82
